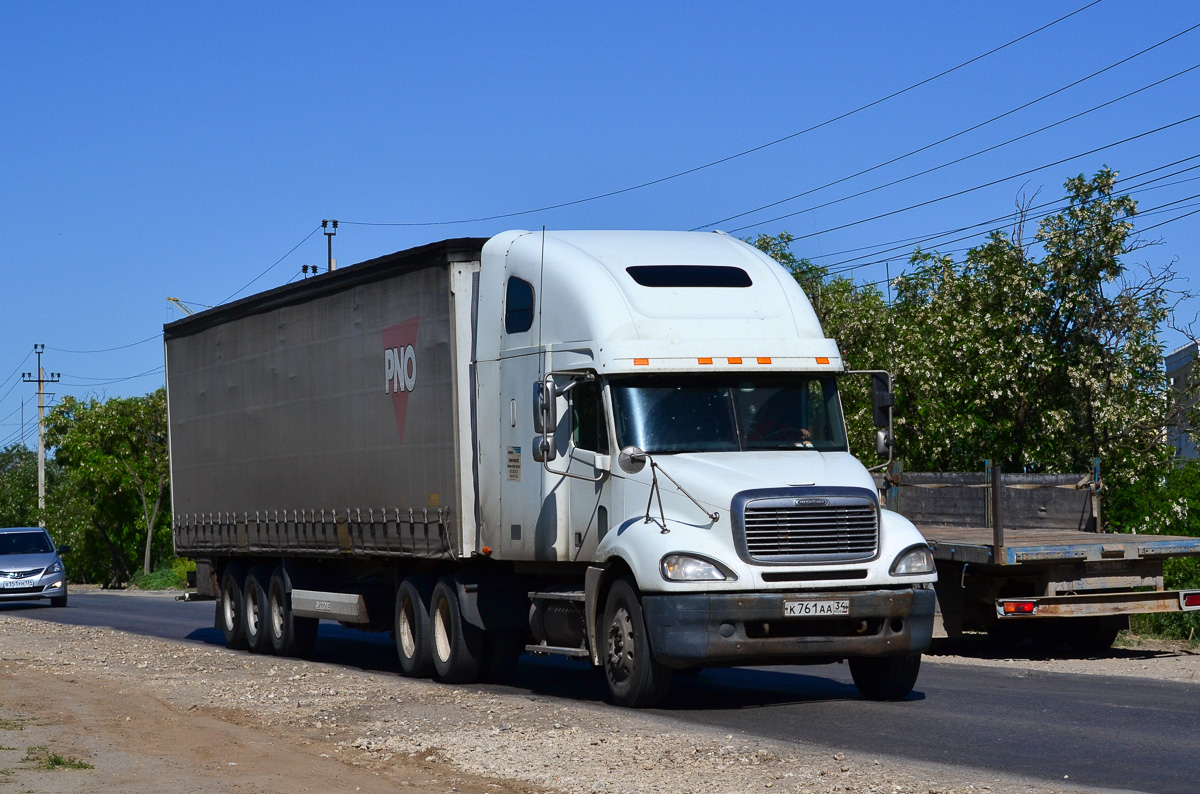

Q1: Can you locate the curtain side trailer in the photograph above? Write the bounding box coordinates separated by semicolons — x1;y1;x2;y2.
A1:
167;230;938;706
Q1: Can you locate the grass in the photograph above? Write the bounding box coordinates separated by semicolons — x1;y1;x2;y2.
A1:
22;746;93;770
129;557;194;590
0;718;26;732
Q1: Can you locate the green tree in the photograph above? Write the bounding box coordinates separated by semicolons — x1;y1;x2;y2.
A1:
0;443;40;527
44;388;171;584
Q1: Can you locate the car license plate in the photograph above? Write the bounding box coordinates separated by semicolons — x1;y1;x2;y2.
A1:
0;579;30;589
783;599;849;617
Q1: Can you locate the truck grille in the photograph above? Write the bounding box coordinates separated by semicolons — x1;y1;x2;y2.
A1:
736;490;879;564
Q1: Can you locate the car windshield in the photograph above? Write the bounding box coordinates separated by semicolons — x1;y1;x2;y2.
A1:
0;531;53;555
609;374;848;454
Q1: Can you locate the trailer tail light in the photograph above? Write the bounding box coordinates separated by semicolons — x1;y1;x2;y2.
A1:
1182;592;1200;610
1002;601;1036;615
816;357;829;364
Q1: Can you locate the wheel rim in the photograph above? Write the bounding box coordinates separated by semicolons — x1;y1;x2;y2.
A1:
270;590;285;640
606;606;634;684
433;597;452;663
222;583;238;631
398;597;417;658
245;589;260;637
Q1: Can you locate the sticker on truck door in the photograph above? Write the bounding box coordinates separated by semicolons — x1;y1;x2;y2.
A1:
783;599;850;617
506;446;521;481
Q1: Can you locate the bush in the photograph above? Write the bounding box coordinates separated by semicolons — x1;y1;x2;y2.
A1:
130;559;194;590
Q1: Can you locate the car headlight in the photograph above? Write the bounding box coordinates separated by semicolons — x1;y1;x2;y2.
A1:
660;553;735;582
890;545;935;576
44;561;63;576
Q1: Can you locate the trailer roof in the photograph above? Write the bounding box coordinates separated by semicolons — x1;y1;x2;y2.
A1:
163;237;487;340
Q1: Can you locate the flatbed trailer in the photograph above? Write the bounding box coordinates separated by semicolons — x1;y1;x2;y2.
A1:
882;465;1200;648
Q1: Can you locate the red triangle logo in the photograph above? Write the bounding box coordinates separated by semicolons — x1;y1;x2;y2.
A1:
382;317;420;441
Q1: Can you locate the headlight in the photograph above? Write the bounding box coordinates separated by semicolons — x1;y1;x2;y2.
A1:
44;561;63;576
660;553;734;582
890;545;935;576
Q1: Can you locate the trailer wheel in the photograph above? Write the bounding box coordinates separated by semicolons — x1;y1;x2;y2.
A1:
429;578;484;684
601;578;672;708
395;576;434;678
242;567;273;654
219;568;248;650
267;570;317;658
849;654;922;701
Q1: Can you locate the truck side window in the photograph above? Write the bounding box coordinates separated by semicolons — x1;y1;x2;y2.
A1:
505;277;534;333
571;381;609;454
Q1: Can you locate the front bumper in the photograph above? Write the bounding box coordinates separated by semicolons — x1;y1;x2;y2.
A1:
0;578;66;602
641;587;935;668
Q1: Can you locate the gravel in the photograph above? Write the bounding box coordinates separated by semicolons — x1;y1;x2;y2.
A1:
2;607;1196;794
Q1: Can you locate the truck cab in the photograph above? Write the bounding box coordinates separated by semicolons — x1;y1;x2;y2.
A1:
475;230;936;706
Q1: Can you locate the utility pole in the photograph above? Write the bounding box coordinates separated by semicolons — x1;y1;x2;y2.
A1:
322;219;338;271
21;345;59;528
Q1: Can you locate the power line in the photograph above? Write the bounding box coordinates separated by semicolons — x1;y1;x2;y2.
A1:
48;334;160;355
695;25;1200;230
727;111;1200;235
338;1;1105;228
219;226;322;305
58;365;165;389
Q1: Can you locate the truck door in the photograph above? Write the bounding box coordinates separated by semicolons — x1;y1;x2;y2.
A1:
565;378;611;561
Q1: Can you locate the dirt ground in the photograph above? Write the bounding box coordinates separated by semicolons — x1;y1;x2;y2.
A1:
0;604;1196;794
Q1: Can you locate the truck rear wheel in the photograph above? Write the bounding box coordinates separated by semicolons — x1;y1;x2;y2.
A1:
267;570;317;658
395;576;434;677
219;568;248;650
849;654;921;701
430;578;484;684
242;567;273;654
602;578;672;708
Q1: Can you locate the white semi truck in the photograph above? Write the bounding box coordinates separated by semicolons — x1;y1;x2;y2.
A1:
166;230;937;707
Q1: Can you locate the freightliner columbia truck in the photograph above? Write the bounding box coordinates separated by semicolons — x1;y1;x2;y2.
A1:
166;230;937;707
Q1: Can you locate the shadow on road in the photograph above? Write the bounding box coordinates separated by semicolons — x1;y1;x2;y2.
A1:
926;633;1193;663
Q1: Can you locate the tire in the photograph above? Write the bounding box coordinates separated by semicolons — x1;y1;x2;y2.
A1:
395;576;434;678
219;567;248;650
849;654;922;701
429;578;484;684
479;630;525;684
242;566;273;654
49;589;68;608
267;570;317;658
601;578;672;708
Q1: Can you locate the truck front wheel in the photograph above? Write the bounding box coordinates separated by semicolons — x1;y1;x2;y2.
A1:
602;578;672;708
429;578;484;684
849;654;921;701
219;568;248;650
395;576;434;678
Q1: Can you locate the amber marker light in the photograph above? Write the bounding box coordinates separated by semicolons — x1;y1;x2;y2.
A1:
634;358;649;366
698;357;713;365
727;357;742;364
480;546;492;556
816;357;830;364
757;357;772;364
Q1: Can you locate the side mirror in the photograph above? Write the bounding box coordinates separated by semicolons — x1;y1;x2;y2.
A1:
56;544;72;555
875;429;892;458
871;373;894;429
617;446;647;474
533;380;557;434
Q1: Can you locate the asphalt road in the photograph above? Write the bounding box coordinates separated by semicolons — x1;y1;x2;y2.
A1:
9;591;1199;794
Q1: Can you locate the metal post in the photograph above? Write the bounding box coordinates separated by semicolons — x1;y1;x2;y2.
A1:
991;463;1005;563
323;219;338;271
21;345;59;528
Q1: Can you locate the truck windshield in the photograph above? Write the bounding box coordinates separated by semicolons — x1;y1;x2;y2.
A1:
609;374;848;454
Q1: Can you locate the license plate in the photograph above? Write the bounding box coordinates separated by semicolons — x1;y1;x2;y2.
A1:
0;579;30;589
783;599;849;617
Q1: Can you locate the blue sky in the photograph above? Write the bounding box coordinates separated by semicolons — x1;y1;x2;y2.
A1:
2;1;1198;446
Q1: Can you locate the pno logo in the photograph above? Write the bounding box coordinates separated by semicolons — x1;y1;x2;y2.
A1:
382;318;420;440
